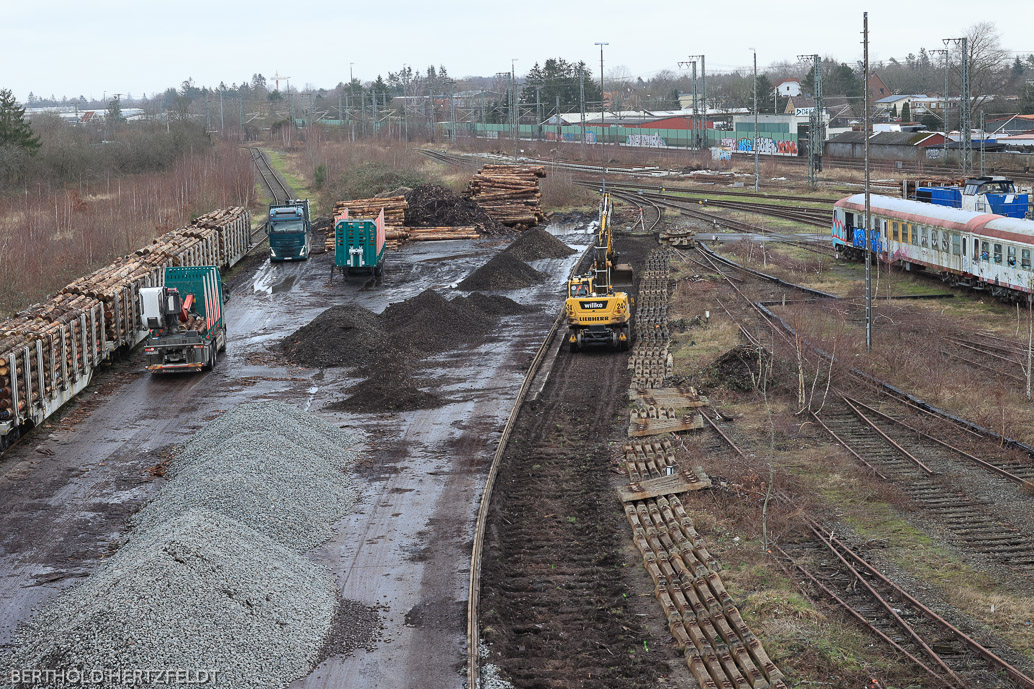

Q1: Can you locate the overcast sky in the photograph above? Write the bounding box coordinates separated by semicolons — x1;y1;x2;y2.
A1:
7;0;1033;101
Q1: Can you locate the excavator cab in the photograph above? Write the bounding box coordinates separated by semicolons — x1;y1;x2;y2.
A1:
568;277;593;298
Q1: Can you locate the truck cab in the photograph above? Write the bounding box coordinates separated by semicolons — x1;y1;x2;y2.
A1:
267;200;311;261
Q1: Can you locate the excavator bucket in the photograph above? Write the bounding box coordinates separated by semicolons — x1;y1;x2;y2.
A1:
612;263;635;291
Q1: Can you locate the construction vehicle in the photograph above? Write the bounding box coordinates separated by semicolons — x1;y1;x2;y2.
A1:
564;192;635;352
266;199;311;261
334;208;386;278
139;266;227;372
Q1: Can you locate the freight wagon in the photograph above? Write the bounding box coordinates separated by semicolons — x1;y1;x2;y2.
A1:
0;208;251;451
832;194;1034;300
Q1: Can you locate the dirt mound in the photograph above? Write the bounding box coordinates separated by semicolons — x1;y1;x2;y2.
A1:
503;227;575;261
381;289;489;354
280;305;397;369
452;293;537;318
404;184;507;235
328;351;445;413
711;345;769;392
458;253;548;291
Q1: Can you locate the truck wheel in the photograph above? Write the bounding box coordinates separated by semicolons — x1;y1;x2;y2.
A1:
374;263;383;277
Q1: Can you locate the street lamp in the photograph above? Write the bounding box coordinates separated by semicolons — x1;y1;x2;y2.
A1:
751;48;759;192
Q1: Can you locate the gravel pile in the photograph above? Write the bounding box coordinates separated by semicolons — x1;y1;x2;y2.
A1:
381;289;489;354
280;304;396;369
2;511;336;689
1;402;363;689
132;431;357;551
502;227;575;261
404;184;507;235
457;253;548;291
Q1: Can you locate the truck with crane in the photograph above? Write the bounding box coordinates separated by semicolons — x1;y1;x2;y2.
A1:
564;192;634;352
139;266;227;372
266;199;311;261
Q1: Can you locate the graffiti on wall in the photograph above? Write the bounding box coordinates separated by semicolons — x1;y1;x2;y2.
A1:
626;134;667;148
720;137;736;149
735;137;798;156
711;147;732;161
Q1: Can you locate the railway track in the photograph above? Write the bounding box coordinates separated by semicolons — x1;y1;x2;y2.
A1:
699;414;1034;687
249;147;293;205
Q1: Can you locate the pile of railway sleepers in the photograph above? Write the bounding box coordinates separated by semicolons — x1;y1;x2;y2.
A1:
0;207;250;425
466;164;546;229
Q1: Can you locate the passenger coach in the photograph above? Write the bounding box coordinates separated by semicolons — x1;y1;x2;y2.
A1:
832;194;1034;300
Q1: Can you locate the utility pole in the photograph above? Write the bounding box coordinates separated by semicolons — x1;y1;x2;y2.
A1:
535;85;542;140
929;48;949;160
944;37;971;175
980;109;985;176
238;97;243;141
752;49;759;192
579;65;586;155
595;42;608;157
450;84;457;144
511;58;519;160
219;89;224;134
864;12;873;353
798;54;823;188
682;55;706;148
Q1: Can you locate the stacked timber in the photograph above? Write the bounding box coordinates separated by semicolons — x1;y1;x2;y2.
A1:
191;206;251;266
466;164;546;228
327;196;408;252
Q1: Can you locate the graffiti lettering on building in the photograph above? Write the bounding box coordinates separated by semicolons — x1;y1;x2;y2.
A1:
626;134;667;148
735;137;798;157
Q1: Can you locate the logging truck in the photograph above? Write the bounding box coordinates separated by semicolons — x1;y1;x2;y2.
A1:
267;199;311;261
565;192;634;352
140;267;227;372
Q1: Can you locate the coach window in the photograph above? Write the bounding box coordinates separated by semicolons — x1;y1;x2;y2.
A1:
942;233;950;252
994;243;1003;264
920;226;928;247
1023;249;1031;269
981;241;990;261
930;229;939;250
952;234;961;255
910;225;918;245
1008;246;1017;267
892;222;899;241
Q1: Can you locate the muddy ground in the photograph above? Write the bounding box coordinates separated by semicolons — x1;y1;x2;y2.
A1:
478;235;692;688
0;223;592;689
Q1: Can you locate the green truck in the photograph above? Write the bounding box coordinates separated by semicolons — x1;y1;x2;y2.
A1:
139;266;227;372
335;209;386;277
267;199;311;261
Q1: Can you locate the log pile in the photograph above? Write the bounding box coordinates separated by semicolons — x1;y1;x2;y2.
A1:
325;197;409;252
466;164;546;228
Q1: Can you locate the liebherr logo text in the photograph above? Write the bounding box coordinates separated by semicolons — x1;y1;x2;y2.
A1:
579;301;606;309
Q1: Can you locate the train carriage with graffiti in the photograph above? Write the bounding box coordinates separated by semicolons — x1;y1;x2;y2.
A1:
832;193;1034;300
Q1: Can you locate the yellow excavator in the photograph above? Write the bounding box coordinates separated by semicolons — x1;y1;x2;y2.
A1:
565;191;635;352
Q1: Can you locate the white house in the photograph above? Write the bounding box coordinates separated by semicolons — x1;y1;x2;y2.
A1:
774;78;802;97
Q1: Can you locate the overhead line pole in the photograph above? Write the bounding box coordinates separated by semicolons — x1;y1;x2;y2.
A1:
752;49;759;192
595;41;608;166
864;12;873;352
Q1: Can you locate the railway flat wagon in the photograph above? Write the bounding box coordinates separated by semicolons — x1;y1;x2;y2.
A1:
0;207;251;451
832;194;1034;300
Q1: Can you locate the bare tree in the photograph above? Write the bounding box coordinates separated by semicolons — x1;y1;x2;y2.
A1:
962;22;1009;110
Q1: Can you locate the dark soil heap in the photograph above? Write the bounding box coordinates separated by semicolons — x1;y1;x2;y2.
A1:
328;350;444;413
452;293;537;318
457;253;547;291
280;305;394;369
381;289;489;354
710;344;770;392
502;227;575;261
404;184;507;235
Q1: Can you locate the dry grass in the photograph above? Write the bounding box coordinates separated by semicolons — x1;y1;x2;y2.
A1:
0;142;254;314
539;170;595;211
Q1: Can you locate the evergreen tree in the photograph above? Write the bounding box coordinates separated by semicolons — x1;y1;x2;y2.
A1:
518;58;602;114
0;89;41;154
900;101;911;121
